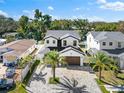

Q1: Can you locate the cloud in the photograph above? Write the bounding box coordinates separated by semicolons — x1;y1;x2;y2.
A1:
0;10;8;17
97;0;124;11
97;0;106;4
100;1;124;11
73;8;81;11
22;10;34;19
48;6;54;11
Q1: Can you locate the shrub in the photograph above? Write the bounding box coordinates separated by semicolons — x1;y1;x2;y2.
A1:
49;77;60;84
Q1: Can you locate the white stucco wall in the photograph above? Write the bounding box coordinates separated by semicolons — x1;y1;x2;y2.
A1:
99;38;118;50
87;33;100;50
44;37;57;47
119;54;124;69
61;37;79;47
21;63;30;81
87;33;124;50
60;50;84;66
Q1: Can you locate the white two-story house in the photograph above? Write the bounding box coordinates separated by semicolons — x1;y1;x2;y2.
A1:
41;30;85;66
87;31;124;69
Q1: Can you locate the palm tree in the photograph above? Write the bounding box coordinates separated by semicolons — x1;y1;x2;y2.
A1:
54;76;88;93
89;52;114;81
18;55;33;68
43;51;65;80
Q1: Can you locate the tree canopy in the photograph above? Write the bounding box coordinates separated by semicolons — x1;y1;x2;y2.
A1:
0;9;124;40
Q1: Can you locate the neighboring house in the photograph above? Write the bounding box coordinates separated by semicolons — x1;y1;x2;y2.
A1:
0;40;36;66
0;39;6;46
43;30;85;66
87;31;124;69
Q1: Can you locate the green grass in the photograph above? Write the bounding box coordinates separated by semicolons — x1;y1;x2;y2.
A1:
117;73;124;80
49;77;60;84
95;71;124;93
113;91;124;93
8;60;40;93
8;82;27;93
96;71;124;85
95;79;110;93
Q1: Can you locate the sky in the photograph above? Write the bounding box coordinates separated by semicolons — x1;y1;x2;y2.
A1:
0;0;124;22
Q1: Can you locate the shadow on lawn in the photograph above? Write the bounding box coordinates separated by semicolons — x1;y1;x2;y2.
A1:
54;76;89;93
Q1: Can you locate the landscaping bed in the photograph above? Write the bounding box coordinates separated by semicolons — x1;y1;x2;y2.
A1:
49;77;60;84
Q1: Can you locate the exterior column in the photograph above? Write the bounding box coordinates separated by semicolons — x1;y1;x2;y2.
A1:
80;57;83;66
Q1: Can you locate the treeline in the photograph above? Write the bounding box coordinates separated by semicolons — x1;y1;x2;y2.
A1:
0;15;18;36
0;9;124;41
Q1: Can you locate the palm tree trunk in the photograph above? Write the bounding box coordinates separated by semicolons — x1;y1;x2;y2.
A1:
52;67;56;80
99;67;102;81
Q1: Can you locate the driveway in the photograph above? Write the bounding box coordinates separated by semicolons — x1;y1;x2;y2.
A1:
26;67;102;93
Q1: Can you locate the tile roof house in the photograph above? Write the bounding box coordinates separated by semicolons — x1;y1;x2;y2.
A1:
87;31;124;69
0;39;36;66
43;30;85;66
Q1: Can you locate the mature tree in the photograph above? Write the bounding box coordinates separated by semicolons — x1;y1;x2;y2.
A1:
30;9;52;42
18;55;33;68
93;22;117;31
74;19;89;40
0;15;17;37
89;52;115;81
43;51;65;80
117;21;124;33
50;19;73;30
17;15;29;38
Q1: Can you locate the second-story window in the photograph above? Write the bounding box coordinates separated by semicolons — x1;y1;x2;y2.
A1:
89;37;91;42
118;42;121;48
73;40;77;46
63;40;67;46
46;40;49;44
53;40;55;44
109;42;113;46
103;42;106;46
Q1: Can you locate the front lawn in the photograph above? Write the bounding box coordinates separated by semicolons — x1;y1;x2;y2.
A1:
96;71;124;85
95;71;124;93
117;73;124;80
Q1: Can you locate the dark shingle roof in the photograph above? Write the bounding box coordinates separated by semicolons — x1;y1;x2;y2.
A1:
90;31;124;42
44;30;80;40
102;48;124;55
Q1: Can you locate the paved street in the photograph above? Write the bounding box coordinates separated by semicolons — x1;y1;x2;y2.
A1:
26;67;102;93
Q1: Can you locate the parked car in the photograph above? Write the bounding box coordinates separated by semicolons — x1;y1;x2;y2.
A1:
0;78;14;89
6;68;15;78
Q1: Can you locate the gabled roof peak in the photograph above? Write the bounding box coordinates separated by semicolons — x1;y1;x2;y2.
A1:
44;30;80;40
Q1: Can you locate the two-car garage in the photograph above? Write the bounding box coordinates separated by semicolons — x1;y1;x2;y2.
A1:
59;47;84;66
65;56;80;65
